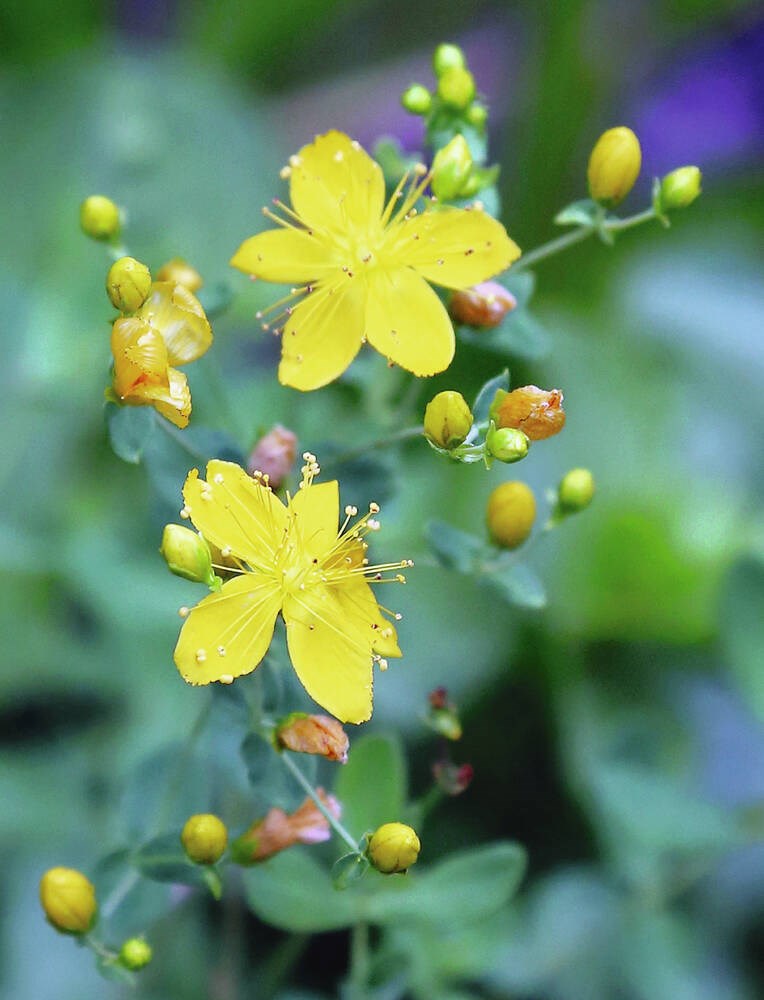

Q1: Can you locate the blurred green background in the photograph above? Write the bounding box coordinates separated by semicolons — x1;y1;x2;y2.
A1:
2;0;763;997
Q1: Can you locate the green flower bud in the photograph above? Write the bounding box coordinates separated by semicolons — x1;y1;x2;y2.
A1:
431;134;474;201
486;425;529;464
160;524;217;588
181;814;228;865
587;127;641;206
401;84;432;116
106;256;152;313
39;867;97;934
119;937;153;971
423;391;473;449
486;481;536;549
658;166;702;212
80;195;121;241
437;66;476;110
466;103;488;129
433;43;466;76
558;468;595;513
368;822;421;874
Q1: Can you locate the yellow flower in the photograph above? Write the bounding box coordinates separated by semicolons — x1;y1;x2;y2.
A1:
110;282;213;428
172;453;408;723
230;130;520;391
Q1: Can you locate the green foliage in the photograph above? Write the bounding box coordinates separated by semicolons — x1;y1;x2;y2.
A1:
334;734;407;838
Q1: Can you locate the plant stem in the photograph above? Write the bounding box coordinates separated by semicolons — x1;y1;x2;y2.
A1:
349;920;370;1000
279;751;359;853
324;425;424;468
514;206;657;271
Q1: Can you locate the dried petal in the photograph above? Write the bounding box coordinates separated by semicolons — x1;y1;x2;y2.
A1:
496;385;566;441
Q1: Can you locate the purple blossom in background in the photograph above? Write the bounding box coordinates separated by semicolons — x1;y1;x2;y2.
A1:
633;20;764;176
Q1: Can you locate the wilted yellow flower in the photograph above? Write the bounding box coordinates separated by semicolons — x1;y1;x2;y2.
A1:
231;791;341;864
110;282;213;429
156;258;204;293
172;453;408;723
230;130;520;391
275;712;349;762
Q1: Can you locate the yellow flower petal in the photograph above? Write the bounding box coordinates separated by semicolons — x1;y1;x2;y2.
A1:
372;613;402;658
288;481;340;560
290;131;386;238
174;574;281;684
230;228;334;283
278;278;366;391
283;579;378;723
111;317;169;397
392;206;521;289
138;282;213;366
183;461;287;569
137;367;191;428
364;268;454;376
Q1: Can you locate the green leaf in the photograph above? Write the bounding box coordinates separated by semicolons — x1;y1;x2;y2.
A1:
501;270;536;309
335;734;407;838
366;841;526;927
424;521;485;574
719;557;764;720
459;309;552;361
554;198;599;227
105;402;155;464
472;370;509;423
332;851;370;890
132;832;207;887
95;956;136;985
196;280;234;319
481;562;547;610
243;848;357;932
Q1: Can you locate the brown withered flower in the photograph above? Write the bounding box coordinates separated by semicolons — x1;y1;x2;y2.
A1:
496;385;566;441
246;425;298;489
449;280;516;329
275;713;349;763
231;790;341;864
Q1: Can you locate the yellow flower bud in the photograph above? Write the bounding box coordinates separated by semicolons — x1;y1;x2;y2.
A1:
486;481;536;549
558;468;595;513
433;43;466;76
39;867;97;934
106;256;152;313
449;281;516;329
486;425;529;464
401;84;432;116
160;524;217;587
368;822;421;874
467;103;488;129
587;127;641;206
431;135;474;201
658;166;702;212
80;195;121;241
156;258;204;293
119;937;153;970
181;814;228;865
437;67;476;110
423;391;473;449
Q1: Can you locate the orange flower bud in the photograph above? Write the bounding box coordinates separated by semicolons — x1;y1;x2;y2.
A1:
275;712;349;763
449;281;516;328
156;258;204;293
495;385;566;441
231;791;341;865
247;425;298;489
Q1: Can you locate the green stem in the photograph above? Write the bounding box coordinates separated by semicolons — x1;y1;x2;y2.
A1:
325;425;423;468
101;869;141;921
514;206;657;271
83;933;118;963
279;751;360;853
155;693;215;832
349;919;370;1000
